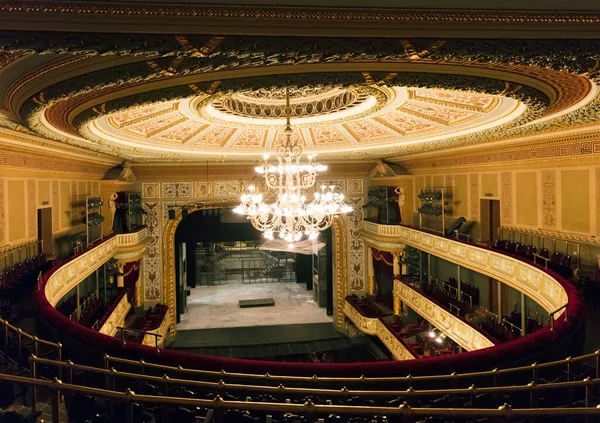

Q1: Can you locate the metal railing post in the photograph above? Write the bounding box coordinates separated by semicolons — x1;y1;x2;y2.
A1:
104;354;110;389
29;355;37;411
51;378;61;423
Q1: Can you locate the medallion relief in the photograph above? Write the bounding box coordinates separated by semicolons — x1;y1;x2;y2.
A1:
142;182;160;199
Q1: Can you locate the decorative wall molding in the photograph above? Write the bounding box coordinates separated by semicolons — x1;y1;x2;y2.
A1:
347;196;365;292
363;222;569;315
393;281;495;352
142;201;161;301
541;169;557;230
51;181;59;233
500;172;512;225
26;179;36;239
161;182;192;199
98;293;131;337
343;300;417;361
469;173;479;220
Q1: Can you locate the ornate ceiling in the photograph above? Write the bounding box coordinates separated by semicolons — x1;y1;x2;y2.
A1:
0;31;599;164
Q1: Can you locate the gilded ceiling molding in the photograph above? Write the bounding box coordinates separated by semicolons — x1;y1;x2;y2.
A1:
1;4;600;39
0;128;120;167
0;52;24;69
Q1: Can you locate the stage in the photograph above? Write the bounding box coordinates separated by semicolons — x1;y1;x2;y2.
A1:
174;282;335;348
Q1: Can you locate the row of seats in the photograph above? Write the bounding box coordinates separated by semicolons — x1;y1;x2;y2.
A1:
0;253;49;297
444;277;480;307
123;304;169;343
57;291;102;324
422;283;473;319
493;239;573;278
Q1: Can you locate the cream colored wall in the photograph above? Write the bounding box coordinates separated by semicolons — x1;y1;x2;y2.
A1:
407;165;600;267
0;175;101;251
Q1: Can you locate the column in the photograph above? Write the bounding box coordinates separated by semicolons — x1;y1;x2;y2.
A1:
76;283;81;321
457;265;462;301
135;262;143;307
367;247;375;295
521;292;526;337
117;263;124;288
393;294;400;316
393;253;401;278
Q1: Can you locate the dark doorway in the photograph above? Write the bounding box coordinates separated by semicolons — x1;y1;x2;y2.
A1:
480;199;500;245
37;208;53;257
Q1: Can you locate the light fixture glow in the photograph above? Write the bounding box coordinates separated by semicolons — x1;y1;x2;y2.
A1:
234;88;353;244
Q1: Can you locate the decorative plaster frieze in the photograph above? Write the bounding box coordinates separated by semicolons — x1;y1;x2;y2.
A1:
348;196;365;291
162;182;192;199
343;300;416;361
98;294;131;337
393;280;495;352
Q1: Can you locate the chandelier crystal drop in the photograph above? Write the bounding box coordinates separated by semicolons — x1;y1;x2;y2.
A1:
233;88;353;245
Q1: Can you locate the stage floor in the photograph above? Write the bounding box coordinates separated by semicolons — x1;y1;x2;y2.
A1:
177;282;332;331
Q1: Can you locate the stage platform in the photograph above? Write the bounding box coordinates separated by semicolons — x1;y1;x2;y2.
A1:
175;282;335;348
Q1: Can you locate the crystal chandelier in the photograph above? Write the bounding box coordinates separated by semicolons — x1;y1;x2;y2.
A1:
233;88;353;247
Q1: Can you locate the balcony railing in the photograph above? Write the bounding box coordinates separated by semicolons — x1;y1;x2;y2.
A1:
362;223;569;318
43;227;148;307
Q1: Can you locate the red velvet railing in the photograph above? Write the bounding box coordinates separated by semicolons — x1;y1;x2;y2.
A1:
33;226;584;377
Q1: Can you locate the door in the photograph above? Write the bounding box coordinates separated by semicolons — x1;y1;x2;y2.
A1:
37;208;53;257
479;199;500;245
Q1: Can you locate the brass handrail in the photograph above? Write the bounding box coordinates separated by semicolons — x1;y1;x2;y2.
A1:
31;355;600;400
104;350;600;384
5;370;600;423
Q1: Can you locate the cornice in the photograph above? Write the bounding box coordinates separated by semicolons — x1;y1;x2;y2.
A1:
1;3;600;38
397;126;600;172
0;127;120;168
132;160;374;180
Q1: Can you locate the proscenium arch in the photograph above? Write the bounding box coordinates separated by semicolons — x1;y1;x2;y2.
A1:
161;204;350;342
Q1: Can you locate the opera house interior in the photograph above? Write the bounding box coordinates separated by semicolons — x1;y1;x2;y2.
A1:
2;0;600;421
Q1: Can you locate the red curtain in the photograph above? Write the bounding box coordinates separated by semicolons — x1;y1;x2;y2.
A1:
123;260;140;302
371;248;394;295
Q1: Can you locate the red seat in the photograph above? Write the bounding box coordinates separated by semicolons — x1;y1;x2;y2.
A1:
561;255;572;269
550;251;561;263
